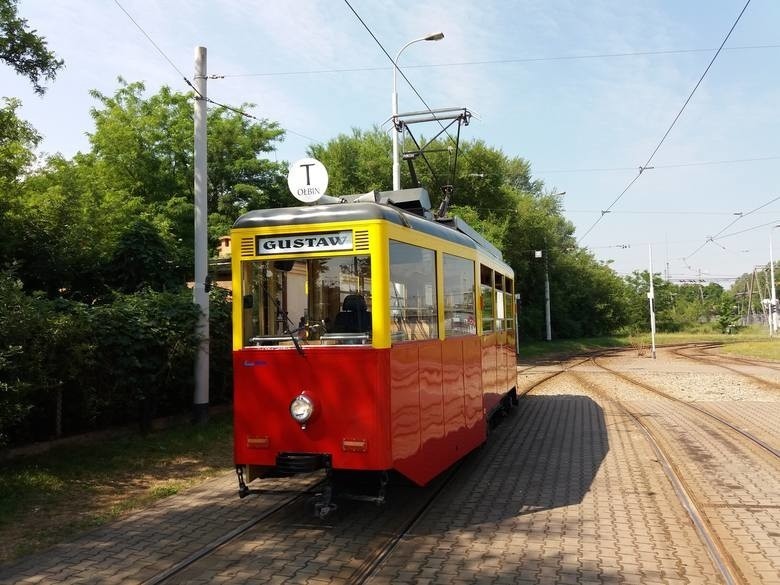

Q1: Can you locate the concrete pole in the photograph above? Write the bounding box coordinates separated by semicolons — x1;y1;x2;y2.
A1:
648;244;657;359
770;229;777;336
544;253;552;341
193;46;209;423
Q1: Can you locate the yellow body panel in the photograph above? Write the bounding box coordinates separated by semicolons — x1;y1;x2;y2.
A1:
230;214;514;350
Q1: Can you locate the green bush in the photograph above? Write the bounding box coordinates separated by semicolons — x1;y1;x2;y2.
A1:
0;273;233;448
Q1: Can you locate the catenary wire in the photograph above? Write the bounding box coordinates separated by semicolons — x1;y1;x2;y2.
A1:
113;0;321;146
217;43;780;78
538;155;780;174
576;0;752;244
683;195;780;260
342;0;462;166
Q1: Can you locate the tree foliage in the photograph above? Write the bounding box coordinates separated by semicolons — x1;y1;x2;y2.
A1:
0;0;63;95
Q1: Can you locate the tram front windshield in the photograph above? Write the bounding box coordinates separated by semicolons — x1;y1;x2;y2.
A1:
241;255;372;346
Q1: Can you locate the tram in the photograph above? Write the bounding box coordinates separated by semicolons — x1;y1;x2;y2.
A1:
231;187;517;512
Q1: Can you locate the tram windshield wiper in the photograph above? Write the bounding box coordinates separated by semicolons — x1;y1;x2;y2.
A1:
283;321;326;356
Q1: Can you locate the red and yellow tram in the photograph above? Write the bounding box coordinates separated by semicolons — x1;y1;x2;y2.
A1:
231;188;517;505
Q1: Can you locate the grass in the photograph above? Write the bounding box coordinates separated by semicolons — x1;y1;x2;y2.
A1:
719;339;780;360
0;411;233;564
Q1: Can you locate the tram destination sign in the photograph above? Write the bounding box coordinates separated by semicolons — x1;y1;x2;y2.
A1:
256;231;353;255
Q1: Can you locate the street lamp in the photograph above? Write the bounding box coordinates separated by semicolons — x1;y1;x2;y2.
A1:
392;32;444;191
770;225;780;336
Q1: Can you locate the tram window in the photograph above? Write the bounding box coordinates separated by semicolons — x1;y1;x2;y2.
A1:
480;265;494;333
389;241;438;342
505;277;515;329
495;274;506;331
443;254;476;337
241;255;372;346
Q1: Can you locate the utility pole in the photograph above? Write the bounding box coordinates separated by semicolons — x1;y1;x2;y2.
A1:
648;244;657;360
193;46;209;423
544;251;552;341
770;226;778;336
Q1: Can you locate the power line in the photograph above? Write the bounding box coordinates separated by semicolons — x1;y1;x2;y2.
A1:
576;0;752;243
113;0;321;146
112;0;187;79
342;1;441;123
566;209;760;216
714;216;780;241
217;43;780;78
685;195;780;260
342;0;461;172
538;155;780;174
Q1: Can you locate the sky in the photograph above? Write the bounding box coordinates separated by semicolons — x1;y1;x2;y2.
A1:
2;0;779;288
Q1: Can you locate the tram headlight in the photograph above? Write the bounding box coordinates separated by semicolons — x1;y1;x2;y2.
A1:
290;394;314;424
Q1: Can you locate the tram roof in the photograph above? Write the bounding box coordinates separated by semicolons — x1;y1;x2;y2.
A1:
234;200;507;267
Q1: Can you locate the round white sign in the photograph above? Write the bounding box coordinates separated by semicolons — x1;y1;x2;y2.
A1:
287;158;329;203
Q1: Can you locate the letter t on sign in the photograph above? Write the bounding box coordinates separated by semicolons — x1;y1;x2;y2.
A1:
288;157;329;204
301;163;315;185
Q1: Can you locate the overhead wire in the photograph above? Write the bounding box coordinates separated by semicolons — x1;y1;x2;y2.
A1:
683;194;780;260
576;0;752;244
342;0;464;184
538;155;780;174
112;0;321;146
218;43;780;78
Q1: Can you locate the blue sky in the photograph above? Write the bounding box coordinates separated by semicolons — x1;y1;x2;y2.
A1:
2;1;779;286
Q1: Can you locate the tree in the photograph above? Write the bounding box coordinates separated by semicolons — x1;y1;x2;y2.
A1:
0;97;40;185
87;80;290;252
0;0;63;95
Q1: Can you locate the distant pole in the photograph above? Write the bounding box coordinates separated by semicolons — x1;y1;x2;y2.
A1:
193;46;209;423
648;244;657;359
544;251;552;341
769;225;780;336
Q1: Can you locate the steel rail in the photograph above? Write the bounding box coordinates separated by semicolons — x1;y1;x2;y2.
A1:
143;481;326;585
697;345;780;372
568;371;743;585
593;356;779;459
673;347;780;391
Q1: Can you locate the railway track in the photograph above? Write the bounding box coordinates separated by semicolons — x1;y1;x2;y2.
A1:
673;345;780;391
573;356;780;585
143;482;326;584
593;355;779;459
143;416;516;584
517;354;597;396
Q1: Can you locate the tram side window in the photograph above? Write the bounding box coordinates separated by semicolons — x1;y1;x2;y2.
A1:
495;274;506;331
444;254;476;337
389;241;438;342
504;277;515;329
480;265;494;333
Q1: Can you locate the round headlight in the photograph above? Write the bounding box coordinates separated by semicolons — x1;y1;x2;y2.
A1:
290;394;314;423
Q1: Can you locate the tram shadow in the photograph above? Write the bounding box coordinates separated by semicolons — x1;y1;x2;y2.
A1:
414;394;609;527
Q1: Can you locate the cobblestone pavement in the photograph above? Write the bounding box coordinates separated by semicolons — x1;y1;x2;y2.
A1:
4;350;780;584
369;394;721;584
0;473;320;584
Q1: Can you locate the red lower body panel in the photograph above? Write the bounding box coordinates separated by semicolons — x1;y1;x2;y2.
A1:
233;336;516;487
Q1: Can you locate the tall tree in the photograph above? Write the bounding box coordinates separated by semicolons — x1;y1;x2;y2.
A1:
0;0;63;95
